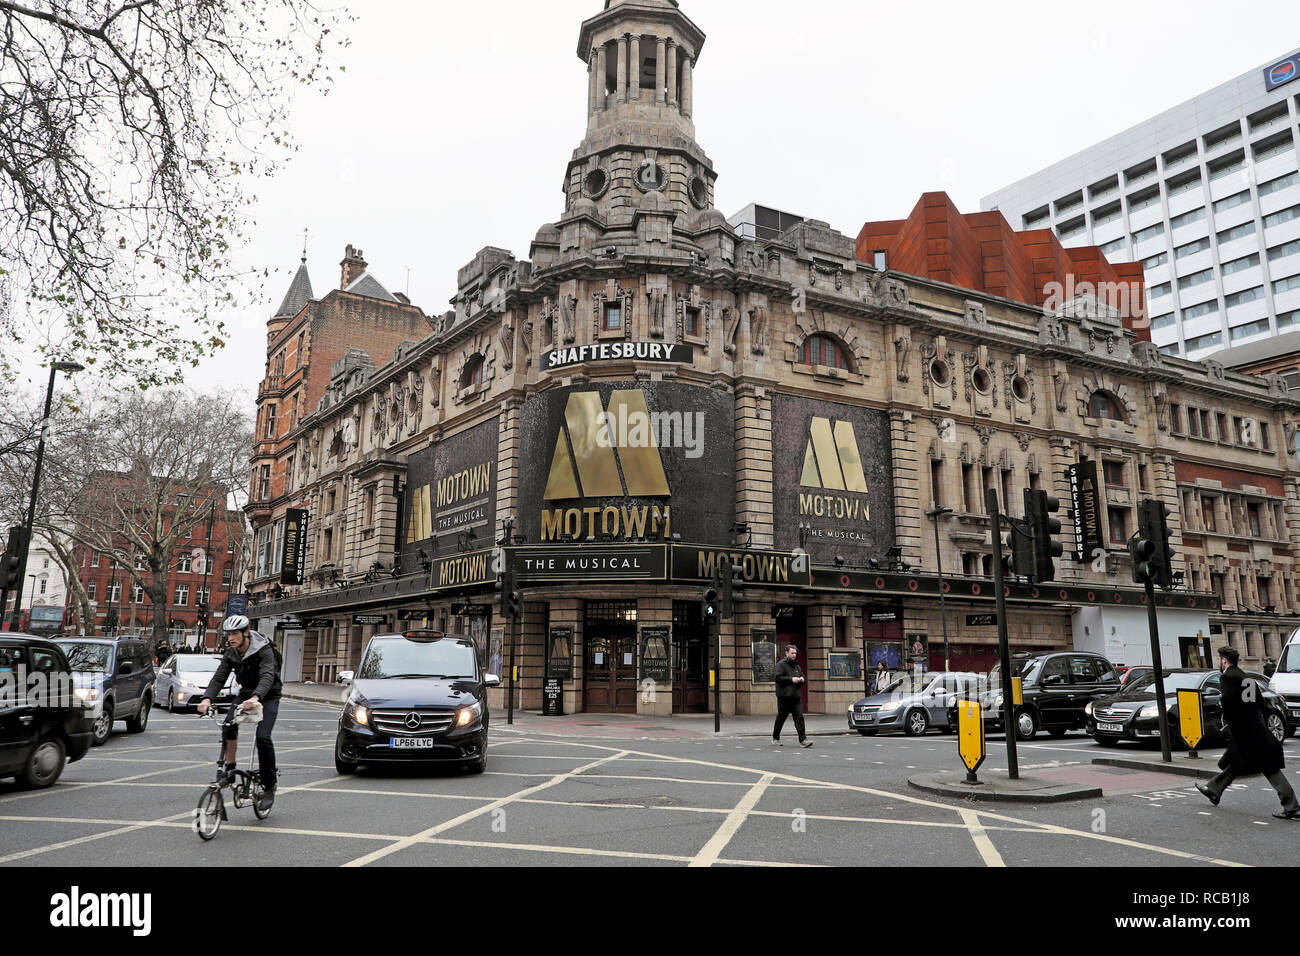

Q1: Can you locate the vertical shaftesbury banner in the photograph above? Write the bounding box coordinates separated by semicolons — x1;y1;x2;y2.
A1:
1069;461;1104;563
280;509;310;586
770;394;896;566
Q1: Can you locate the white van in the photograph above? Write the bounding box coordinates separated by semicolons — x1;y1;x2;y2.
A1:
1269;629;1300;731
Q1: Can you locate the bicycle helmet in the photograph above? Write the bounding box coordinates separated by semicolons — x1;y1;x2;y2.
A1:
221;614;250;633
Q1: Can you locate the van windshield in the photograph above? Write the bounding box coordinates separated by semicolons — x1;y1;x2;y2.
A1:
1278;643;1300;675
57;642;112;673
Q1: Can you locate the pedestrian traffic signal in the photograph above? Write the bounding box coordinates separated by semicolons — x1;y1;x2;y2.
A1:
0;526;27;590
1024;490;1063;583
1139;499;1176;590
702;585;720;627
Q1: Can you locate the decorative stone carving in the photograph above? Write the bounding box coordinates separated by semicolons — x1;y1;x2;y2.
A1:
559;294;577;345
648;287;668;339
749;305;769;356
1150;383;1169;432
1052;361;1071;413
430;366;442;409
965;301;989;328
1205;360;1226;383
1013;431;1032;452
499;315;515;372
722;306;741;355
894;330;912;383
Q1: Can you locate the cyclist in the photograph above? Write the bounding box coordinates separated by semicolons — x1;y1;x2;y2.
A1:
197;615;283;813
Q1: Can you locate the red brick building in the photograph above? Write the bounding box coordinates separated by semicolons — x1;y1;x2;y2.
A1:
245;245;433;619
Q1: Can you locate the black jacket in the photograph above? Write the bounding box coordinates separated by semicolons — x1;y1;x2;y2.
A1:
774;658;805;700
203;634;282;704
1218;666;1283;777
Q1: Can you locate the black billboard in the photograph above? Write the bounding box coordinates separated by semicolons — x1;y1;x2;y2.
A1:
1069;461;1104;563
517;382;734;545
771;394;896;566
402;416;499;569
280;509;309;586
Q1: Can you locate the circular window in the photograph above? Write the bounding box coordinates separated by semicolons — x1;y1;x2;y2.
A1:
929;359;951;387
583;168;609;200
689;176;709;209
972;367;992;395
634;160;668;193
1012;375;1031;403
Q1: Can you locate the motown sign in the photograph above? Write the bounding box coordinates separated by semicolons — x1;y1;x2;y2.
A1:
771;395;896;564
402;417;499;567
517;382;735;545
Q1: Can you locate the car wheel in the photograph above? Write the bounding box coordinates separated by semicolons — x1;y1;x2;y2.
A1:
905;709;929;737
1015;709;1038;741
167;690;176;714
20;737;66;790
857;729;877;736
1267;711;1286;744
334;739;358;775
91;703;113;746
126;695;150;733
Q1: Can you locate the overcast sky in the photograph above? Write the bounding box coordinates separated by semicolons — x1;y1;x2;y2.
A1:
170;0;1296;400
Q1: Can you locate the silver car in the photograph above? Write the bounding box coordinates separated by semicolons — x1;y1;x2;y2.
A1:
848;671;984;737
153;655;238;712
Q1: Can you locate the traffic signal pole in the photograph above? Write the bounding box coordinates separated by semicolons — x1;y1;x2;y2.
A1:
987;487;1020;781
1134;499;1175;763
1145;574;1173;763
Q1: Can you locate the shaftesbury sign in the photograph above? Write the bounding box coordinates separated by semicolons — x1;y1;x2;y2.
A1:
280;509;309;586
1069;461;1104;563
541;342;693;372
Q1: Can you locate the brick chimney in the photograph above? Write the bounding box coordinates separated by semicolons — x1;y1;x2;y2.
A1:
339;244;368;289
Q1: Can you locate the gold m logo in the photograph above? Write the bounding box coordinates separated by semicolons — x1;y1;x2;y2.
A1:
544;392;670;500
800;418;868;492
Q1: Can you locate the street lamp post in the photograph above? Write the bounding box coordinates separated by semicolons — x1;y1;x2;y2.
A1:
926;507;955;672
8;361;83;632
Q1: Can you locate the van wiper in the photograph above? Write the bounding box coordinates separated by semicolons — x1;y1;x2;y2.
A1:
385;673;446;680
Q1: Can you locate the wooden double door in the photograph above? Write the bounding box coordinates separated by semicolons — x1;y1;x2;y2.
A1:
583;602;639;714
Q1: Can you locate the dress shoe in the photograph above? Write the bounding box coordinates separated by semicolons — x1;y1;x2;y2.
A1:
1195;783;1220;807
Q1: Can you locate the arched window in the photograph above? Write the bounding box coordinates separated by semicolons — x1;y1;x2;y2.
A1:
460;355;485;390
801;335;850;371
1089;390;1124;422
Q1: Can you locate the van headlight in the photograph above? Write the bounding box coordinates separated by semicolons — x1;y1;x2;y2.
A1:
74;687;99;703
456;701;484;727
345;693;370;727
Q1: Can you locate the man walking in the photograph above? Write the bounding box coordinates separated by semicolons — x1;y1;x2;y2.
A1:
774;644;812;748
1196;646;1299;819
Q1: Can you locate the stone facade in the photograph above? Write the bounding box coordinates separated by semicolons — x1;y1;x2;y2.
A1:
250;0;1300;711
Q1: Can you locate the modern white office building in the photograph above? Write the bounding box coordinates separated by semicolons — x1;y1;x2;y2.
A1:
983;49;1300;361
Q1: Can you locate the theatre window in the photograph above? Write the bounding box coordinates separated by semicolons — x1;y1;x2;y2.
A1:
460;355;485;390
1089;390;1124;422
800;334;850;371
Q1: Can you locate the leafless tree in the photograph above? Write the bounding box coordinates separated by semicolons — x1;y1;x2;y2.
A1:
0;0;351;389
35;388;252;647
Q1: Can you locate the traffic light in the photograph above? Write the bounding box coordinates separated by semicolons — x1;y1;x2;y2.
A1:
498;564;523;620
1003;517;1034;579
1129;533;1156;584
0;526;28;590
1025;490;1063;583
1139;499;1176;590
720;561;744;619
702;582;720;628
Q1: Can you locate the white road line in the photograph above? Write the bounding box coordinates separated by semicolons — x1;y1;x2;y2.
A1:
340;750;631;868
688;773;774;868
416;836;821;867
960;809;1006;867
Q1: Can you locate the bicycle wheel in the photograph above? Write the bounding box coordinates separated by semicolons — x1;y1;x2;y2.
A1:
195;786;223;841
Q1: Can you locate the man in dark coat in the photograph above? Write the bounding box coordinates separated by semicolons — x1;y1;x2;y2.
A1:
1196;647;1299;819
773;645;812;748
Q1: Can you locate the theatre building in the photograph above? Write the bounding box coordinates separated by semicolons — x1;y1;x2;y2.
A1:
249;0;1300;714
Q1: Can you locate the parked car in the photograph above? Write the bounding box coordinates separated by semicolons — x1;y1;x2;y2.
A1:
153;654;238;712
53;638;155;746
945;651;1122;740
1087;668;1289;746
335;631;500;775
0;634;95;789
848;671;983;737
1269;629;1300;734
1118;665;1154;688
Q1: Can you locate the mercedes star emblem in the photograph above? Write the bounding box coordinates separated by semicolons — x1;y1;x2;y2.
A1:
404;713;422;730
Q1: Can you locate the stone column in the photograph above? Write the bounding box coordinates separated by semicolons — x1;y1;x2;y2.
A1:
655;37;667;104
735;384;774;549
681;54;693;117
616;35;628;103
596;43;608;111
666;39;677;108
588;48;599;116
629;35;641;101
890;411;922;567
